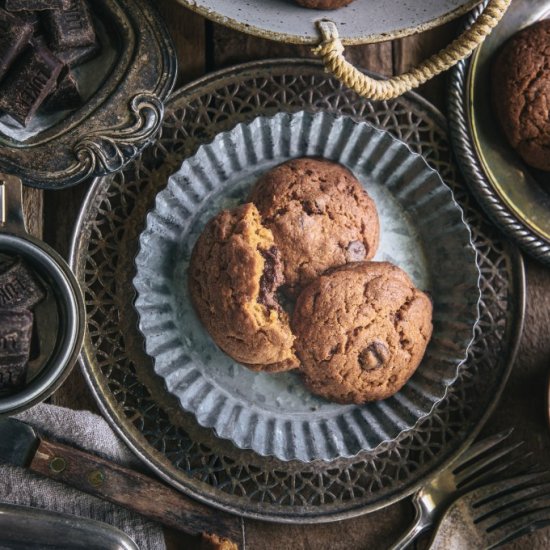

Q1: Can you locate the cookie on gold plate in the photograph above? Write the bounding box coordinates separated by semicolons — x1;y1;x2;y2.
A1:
249;158;380;297
189;203;298;372
293;261;433;403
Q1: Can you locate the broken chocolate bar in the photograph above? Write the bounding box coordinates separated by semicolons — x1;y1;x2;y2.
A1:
0;9;33;81
0;309;33;390
53;40;99;68
0;257;46;309
0;44;63;126
5;0;70;11
44;69;82;112
45;0;96;51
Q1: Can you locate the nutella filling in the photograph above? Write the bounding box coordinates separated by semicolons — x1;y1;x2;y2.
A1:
258;246;284;310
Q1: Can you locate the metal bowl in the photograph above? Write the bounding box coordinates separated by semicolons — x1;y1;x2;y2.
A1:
0;175;84;415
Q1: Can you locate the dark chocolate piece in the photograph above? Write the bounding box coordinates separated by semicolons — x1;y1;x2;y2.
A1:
0;309;33;390
258;246;284;310
5;0;70;10
0;8;33;81
45;0;96;51
53;40;99;67
0;44;63;126
44;69;82;111
0;257;46;309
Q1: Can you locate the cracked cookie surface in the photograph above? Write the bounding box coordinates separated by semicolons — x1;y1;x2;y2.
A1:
492;19;550;171
249;158;380;297
189;203;299;372
293;261;433;403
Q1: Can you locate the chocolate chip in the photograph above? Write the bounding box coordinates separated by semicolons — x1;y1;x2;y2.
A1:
345;240;366;262
359;341;390;371
0;309;33;390
45;0;96;51
0;8;33;81
0;44;63;126
258;246;284;310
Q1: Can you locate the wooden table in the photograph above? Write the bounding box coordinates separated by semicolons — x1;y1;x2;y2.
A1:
22;2;550;548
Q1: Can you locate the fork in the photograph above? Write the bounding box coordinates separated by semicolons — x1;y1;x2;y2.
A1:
427;472;550;549
389;430;530;549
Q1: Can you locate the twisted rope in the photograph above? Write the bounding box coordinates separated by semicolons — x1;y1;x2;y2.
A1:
312;0;511;100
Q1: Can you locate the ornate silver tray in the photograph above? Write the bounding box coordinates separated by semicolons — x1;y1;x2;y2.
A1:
70;59;524;521
0;0;177;190
448;0;550;264
175;0;481;45
133;110;480;462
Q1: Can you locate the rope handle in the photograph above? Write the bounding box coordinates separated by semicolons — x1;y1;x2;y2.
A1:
312;0;510;101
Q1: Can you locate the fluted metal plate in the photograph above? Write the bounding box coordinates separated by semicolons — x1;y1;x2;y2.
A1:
448;0;550;264
133;111;480;462
70;59;524;521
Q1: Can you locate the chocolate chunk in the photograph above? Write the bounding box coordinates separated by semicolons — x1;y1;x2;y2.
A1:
0;257;46;309
53;40;99;67
5;0;70;10
44;69;81;111
0;9;33;81
345;240;366;262
258;246;284;310
0;309;33;390
359;341;390;371
0;44;63;126
45;0;96;51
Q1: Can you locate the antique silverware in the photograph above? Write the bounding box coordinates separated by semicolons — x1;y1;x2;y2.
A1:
69;59;525;522
0;173;84;415
389;430;526;549
0;502;138;550
427;473;550;549
0;417;245;548
0;0;177;189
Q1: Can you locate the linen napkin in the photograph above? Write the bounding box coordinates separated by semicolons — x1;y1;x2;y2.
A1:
0;403;166;550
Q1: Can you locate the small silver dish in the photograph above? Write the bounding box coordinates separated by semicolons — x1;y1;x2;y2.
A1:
0;174;84;415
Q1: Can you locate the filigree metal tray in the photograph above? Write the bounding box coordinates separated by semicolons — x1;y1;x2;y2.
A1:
70;59;524;521
448;0;550;265
0;0;177;190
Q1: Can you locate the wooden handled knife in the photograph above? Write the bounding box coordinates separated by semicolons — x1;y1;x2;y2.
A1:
0;418;244;549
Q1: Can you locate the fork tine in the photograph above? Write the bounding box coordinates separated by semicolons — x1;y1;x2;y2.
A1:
454;441;525;487
486;509;550;548
457;450;534;490
474;482;550;524
452;429;514;470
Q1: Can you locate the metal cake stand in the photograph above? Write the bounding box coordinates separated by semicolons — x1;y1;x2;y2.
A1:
70;59;524;522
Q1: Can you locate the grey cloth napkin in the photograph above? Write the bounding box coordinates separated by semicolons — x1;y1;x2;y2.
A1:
0;403;166;550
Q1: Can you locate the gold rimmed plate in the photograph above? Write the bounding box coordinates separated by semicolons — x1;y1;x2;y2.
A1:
449;0;550;263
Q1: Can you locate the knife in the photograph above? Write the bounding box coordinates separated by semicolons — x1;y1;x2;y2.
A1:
0;418;244;549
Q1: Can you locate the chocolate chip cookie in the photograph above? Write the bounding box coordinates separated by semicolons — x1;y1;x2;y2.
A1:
249;158;380;297
293;261;432;403
189;203;299;372
295;0;354;9
492;19;550;171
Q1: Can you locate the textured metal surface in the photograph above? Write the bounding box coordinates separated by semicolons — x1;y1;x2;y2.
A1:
175;0;482;46
0;0;177;189
0;502;138;550
70;59;524;521
448;0;550;265
133;110;480;462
